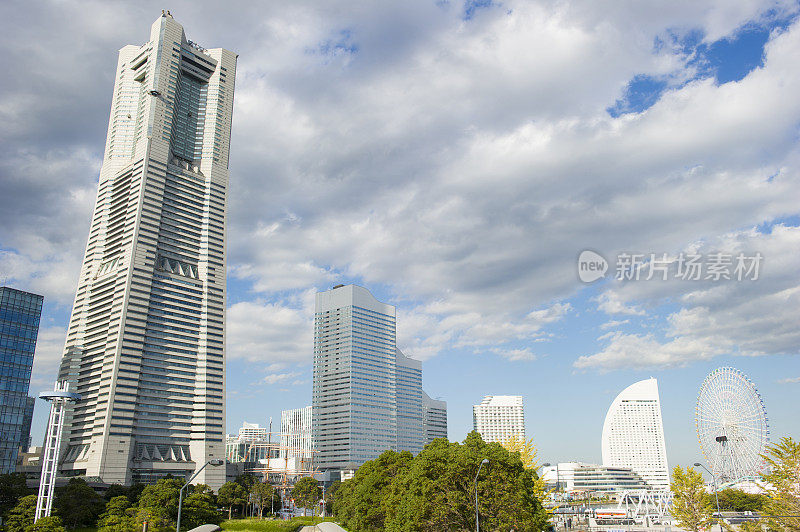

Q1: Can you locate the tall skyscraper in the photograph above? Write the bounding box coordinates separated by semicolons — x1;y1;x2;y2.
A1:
312;284;440;471
0;287;43;474
56;12;236;488
601;378;669;491
422;392;448;444
473;395;525;443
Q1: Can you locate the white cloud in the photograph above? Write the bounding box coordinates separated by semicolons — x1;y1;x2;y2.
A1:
262;372;302;385
490;347;538;362
778;376;800;384
30;326;67;387
576;225;800;370
600;319;631;330
227;298;313;364
2;1;799;371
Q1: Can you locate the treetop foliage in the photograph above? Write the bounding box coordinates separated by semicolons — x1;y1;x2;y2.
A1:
670;465;715;532
760;436;800;531
334;431;550;532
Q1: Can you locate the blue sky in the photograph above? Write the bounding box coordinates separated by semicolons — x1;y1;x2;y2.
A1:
1;0;798;472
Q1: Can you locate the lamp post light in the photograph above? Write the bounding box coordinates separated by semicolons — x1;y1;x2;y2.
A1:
694;462;722;531
176;459;224;532
475;459;489;532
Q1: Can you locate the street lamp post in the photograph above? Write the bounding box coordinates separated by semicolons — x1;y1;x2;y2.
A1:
475;459;489;532
694;462;722;531
176;459;224;532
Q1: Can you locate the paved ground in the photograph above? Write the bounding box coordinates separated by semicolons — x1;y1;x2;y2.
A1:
299;523;348;532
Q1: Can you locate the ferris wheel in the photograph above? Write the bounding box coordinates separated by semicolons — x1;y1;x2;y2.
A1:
696;367;769;482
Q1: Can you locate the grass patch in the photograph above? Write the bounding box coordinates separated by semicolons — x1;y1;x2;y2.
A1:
221;517;334;532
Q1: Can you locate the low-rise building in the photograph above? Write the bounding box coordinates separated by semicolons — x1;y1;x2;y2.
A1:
542;462;652;494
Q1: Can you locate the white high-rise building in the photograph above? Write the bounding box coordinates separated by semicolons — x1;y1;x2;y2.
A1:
56;12;236;489
237;422;271;442
312;284;439;471
280;406;313;460
473;395;525;443
601;378;669;491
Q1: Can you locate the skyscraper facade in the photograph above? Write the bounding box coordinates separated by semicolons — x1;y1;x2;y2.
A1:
396;349;424;455
312;284;438;471
472;395;525;443
280;406;313;460
56;13;236;488
422;391;448;444
0;287;43;474
601;378;669;491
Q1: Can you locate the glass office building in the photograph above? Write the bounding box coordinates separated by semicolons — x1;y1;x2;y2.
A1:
0;287;43;474
313;285;443;471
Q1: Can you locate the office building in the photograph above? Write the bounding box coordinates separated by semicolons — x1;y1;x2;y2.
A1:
56;12;236;488
602;378;669;491
0;287;43;474
473;395;525;443
237;421;271;442
396;350;424;454
423;392;447;444
312;284;441;471
542;462;651;494
280;406;313;460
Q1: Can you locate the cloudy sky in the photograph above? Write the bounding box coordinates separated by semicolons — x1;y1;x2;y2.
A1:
1;0;799;470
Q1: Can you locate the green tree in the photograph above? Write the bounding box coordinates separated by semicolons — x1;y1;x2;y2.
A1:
136;477;182;525
249;482;274;518
97;496;136;532
501;434;539;469
760;437;800;532
0;473;32;517
132;507;172;532
126;483;146;505
27;516;66;532
292;477;321;517
387;432;549;532
709;489;767;512
217;481;247;519
333;432;549;532
180;485;221;530
5;495;36;532
334;451;412;531
325;480;342;516
500;434;552;515
54;477;105;528
671;466;715;532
